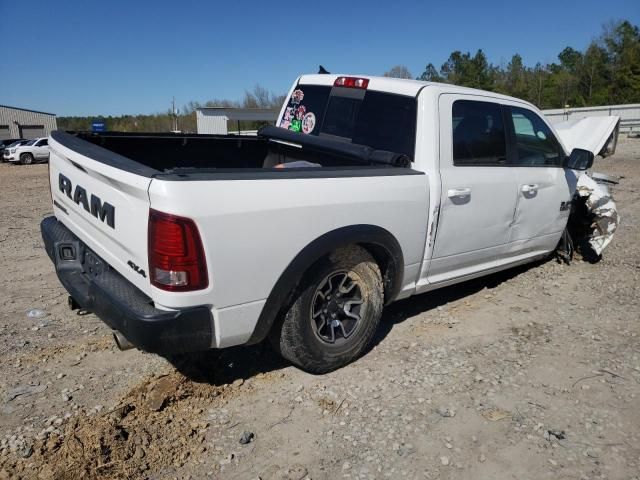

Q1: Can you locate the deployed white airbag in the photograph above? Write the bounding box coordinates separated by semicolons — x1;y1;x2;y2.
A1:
575;173;619;255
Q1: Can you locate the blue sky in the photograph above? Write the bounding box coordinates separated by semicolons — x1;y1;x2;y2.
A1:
1;0;638;116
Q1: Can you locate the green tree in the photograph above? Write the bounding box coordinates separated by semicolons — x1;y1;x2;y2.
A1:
602;20;640;103
416;19;638;107
580;42;609;104
504;53;528;99
470;49;494;90
440;50;467;85
417;63;443;82
558;46;583;73
440;49;494;89
528;62;550;108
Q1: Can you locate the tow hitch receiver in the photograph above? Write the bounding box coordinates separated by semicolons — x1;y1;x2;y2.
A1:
54;241;83;272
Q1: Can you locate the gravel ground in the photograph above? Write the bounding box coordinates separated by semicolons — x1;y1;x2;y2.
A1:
0;138;639;480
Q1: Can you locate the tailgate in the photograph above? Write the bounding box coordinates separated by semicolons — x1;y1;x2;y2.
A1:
48;132;153;296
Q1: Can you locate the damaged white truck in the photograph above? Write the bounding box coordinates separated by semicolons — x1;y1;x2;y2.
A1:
40;74;620;373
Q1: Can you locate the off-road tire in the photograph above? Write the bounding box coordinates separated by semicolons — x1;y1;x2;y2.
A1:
272;245;383;373
20;153;34;165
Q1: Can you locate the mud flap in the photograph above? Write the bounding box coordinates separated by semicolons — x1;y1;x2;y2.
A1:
555;228;574;265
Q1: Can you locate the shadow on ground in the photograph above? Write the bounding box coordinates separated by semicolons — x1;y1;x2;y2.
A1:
168;258;549;384
372;258;546;347
167;341;289;386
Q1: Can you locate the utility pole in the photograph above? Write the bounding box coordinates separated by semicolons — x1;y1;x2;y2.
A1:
171;97;178;132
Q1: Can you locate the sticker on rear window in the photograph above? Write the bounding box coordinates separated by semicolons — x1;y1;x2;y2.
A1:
291;89;304;104
290;119;302;132
302;112;316;134
280;107;294;129
279;89;316;133
295;105;306;120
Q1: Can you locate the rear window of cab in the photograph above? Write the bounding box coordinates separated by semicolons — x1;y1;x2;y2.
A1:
279;84;417;159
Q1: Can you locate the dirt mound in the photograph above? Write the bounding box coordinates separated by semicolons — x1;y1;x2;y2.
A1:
1;372;236;479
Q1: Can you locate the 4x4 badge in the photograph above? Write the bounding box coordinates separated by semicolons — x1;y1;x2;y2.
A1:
127;260;147;278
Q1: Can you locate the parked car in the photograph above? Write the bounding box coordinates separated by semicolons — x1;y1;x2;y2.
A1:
5;137;50;164
0;138;24;159
2;139;30;162
40;74;620;373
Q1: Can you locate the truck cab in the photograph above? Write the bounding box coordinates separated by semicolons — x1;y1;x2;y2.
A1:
276;75;601;290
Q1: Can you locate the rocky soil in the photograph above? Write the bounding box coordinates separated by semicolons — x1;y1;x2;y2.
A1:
0;139;639;480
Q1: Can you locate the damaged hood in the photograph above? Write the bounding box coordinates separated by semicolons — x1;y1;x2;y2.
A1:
553;116;620;157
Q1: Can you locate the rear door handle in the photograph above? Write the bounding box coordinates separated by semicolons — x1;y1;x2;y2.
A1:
447;188;471;199
521;184;538;194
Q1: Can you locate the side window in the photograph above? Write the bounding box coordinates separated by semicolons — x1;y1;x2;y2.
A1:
509;106;564;167
452;100;507;166
41;139;48;146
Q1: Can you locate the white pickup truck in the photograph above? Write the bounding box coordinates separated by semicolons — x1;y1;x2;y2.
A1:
40;74;619;373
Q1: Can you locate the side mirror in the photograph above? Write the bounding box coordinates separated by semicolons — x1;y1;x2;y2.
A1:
564;148;594;171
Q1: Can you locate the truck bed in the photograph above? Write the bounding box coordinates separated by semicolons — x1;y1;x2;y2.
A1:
58;126;411;176
69;131;268;172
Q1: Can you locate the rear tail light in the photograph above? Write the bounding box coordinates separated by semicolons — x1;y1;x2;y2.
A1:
148;209;208;291
334;76;369;89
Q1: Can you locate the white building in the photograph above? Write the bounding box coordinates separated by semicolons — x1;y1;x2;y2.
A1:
0;105;57;140
196;107;278;135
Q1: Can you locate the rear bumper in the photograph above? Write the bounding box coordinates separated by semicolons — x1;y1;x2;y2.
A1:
40;216;214;354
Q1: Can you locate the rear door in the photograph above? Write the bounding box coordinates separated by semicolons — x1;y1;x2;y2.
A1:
428;95;518;284
504;105;574;252
48;133;153;295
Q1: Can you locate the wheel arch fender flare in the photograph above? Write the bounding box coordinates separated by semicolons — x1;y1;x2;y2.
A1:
247;224;404;345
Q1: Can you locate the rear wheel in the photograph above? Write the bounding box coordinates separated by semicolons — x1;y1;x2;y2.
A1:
20;153;34;165
272;246;383;373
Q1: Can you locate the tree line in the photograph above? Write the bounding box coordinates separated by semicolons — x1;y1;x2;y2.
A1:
58;85;286;133
59;20;639;133
389;20;640;109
